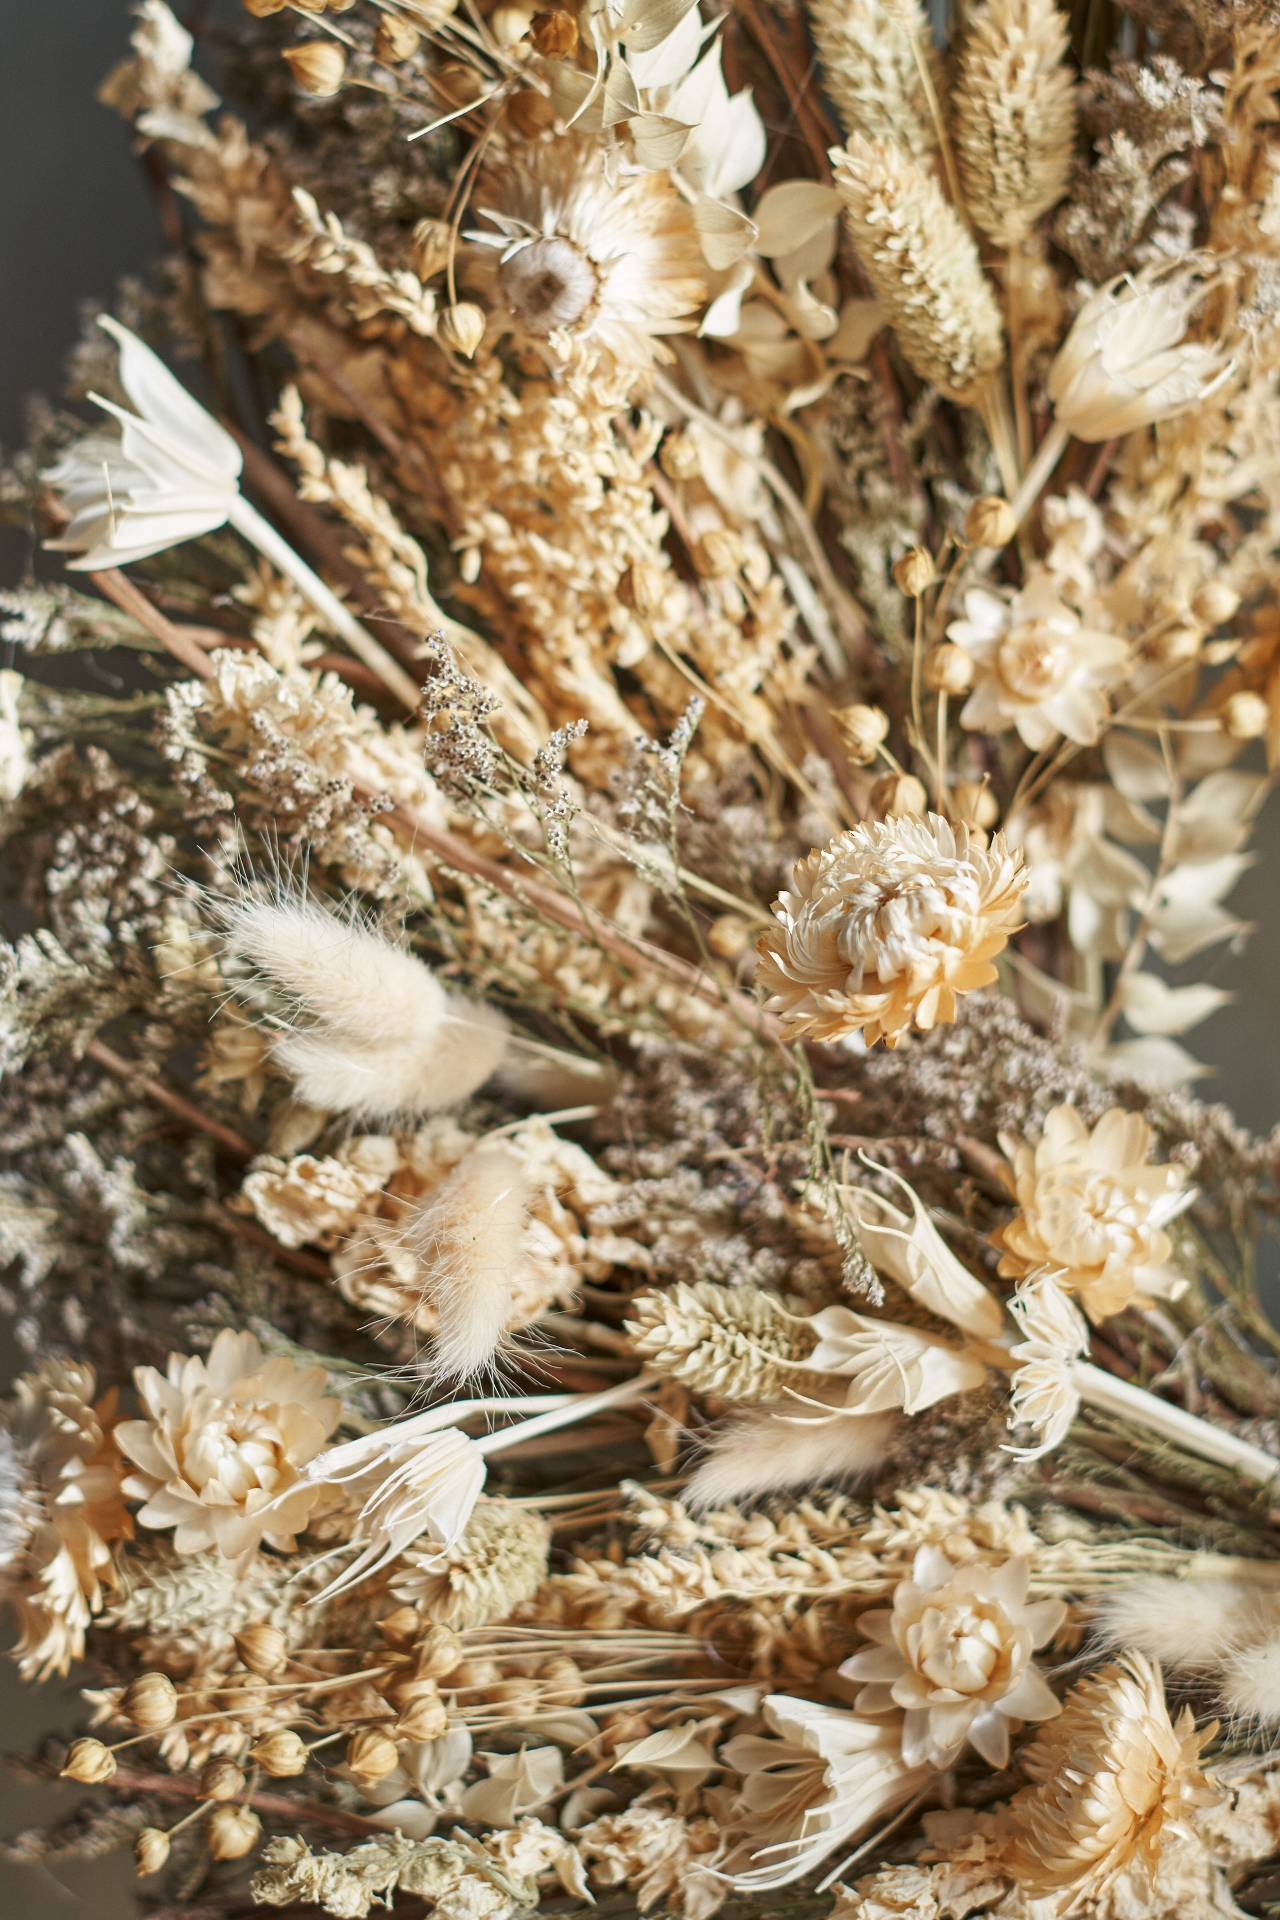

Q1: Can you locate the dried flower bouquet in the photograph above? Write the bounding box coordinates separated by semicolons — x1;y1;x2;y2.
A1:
6;1;1280;1917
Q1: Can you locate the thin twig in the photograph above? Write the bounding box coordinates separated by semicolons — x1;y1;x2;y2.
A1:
85;1038;258;1161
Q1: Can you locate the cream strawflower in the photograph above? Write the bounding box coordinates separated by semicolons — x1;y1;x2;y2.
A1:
0;1361;132;1679
950;573;1128;751
992;1104;1194;1320
999;1652;1221;1909
756;814;1026;1046
1047;261;1233;443
115;1330;341;1568
840;1546;1064;1769
468;141;705;374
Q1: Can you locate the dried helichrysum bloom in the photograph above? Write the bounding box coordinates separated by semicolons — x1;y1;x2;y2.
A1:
61;1738;117;1784
0;1360;131;1680
965;497;1018;548
282;42;346;96
757;814;1026;1046
834;703;890;766
832;137;1004;404
206;1803;262;1861
219;896;509;1122
991;1105;1194;1321
468;142;705;376
347;1728;402;1782
953;0;1077;247
870;772;929;819
115;1329;342;1568
626;1282;816;1402
134;1828;171;1877
948;574;1129;750
1046;262;1233;442
893;548;936;597
393;1498;550;1627
250;1729;309;1777
924;644;975;695
438;303;487;358
999;1653;1220;1906
841;1547;1064;1768
808;0;938;158
121;1672;178;1731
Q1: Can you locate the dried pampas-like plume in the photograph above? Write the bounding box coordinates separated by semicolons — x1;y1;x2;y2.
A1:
953;0;1077;247
218;896;509;1121
1220;1631;1280;1727
808;0;939;160
625;1283;816;1402
394;1145;532;1381
831;137;1005;404
1090;1574;1280;1676
684;1403;897;1511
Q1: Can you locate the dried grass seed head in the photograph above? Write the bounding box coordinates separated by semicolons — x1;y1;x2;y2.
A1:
954;0;1077;247
809;0;939;159
684;1402;898;1510
393;1496;550;1626
392;1143;533;1381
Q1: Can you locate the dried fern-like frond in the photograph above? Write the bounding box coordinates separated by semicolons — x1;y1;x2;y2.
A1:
626;1281;816;1401
808;0;939;159
954;0;1078;246
832;137;1005;403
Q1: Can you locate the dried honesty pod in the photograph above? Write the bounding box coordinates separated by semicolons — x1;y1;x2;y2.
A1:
8;0;1280;1909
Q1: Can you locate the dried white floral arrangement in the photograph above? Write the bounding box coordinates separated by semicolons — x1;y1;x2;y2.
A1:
5;2;1280;1917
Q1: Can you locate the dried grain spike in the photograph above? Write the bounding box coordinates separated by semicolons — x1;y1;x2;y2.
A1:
626;1281;816;1402
809;0;938;160
953;0;1077;246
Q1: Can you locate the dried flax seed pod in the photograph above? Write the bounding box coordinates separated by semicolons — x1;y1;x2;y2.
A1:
953;0;1077;246
832;137;1004;404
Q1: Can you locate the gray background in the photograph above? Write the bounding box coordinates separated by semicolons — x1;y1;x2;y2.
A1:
2;4;1279;1916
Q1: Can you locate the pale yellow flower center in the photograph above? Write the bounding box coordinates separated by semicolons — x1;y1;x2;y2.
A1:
906;1597;1009;1696
499;237;599;335
997;622;1072;701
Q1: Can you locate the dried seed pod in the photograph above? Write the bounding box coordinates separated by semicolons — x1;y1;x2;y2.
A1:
415;1624;466;1678
893;547;936;597
439;303;487;358
282;43;346;96
134;1828;171;1877
61;1739;116;1784
618;562;665;616
376;15;421;61
122;1672;178;1731
953;779;1000;829
924;642;975;695
346;1728;401;1781
412;220;453;280
834;703;890;765
483;1678;543;1718
214;1674;269;1714
708;914;753;961
965;496;1018;548
695;528;746;578
396;1689;450;1741
444;1661;503;1693
200;1758;247;1802
530;7;578;56
206;1805;262;1862
1225;691;1269;739
660;432;701;481
538;1655;586;1704
234;1623;288;1678
491;3;533;45
383;1673;441;1712
870;772;929;819
249;1729;309;1778
379;1606;422;1651
1193;580;1240;627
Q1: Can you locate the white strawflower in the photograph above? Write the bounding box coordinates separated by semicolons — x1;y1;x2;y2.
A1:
992;1104;1194;1320
950;573;1129;751
1047;261;1234;442
115;1330;341;1568
756;814;1026;1046
840;1546;1065;1769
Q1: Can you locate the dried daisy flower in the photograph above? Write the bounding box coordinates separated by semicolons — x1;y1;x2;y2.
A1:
393;1498;550;1628
626;1282;817;1402
999;1652;1221;1907
722;1694;931;1889
219;895;510;1122
467;141;705;375
684;1403;898;1511
953;0;1077;248
808;0;938;160
948;573;1129;750
115;1330;342;1569
0;1361;132;1679
756;815;1026;1046
832;138;1004;404
992;1104;1194;1321
840;1547;1065;1768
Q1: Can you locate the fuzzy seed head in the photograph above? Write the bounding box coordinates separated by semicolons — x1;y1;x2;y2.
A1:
626;1281;816;1402
809;0;939;158
953;0;1077;247
393;1497;550;1628
396;1144;532;1380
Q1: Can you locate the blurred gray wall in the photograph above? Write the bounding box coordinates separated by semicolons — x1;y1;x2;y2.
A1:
2;5;1280;1917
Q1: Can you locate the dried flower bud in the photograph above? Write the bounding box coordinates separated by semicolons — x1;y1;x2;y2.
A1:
379;1606;422;1650
397;1689;450;1742
923;642;975;695
411;220;453;281
1193;580;1240;628
491;4;533;46
1151;623;1202;665
447;1657;503;1691
376;16;421;61
415;1624;465;1678
538;1655;586;1704
61;1738;116;1784
234;1623;288;1678
135;1828;171;1877
695;528;746;578
383;1672;437;1710
618;562;665;616
708;913;753;961
201;1759;247;1802
438;303;487;358
893;548;936;597
1225;690;1269;739
530;7;578;56
965;496;1017;548
660;432;701;481
870;771;929;819
953;779;999;829
250;1729;309;1778
346;1728;401;1781
834;703;890;766
437;60;484;103
283;43;347;96
122;1672;178;1731
206;1804;261;1862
